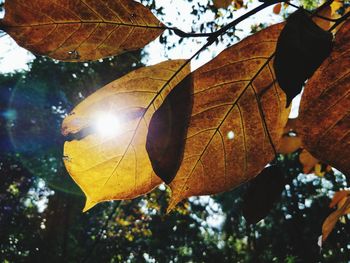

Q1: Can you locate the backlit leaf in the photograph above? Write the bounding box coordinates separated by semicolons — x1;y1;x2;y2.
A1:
149;23;290;211
0;0;164;61
62;60;190;211
298;19;350;176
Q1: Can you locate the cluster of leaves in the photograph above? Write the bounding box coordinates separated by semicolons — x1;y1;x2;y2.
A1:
0;0;349;244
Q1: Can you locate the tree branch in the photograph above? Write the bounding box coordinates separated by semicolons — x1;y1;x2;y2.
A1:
166;0;283;38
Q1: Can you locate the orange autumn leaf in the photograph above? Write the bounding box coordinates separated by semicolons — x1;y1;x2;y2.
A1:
298;19;350;176
149;23;290;211
62;60;190;211
0;0;164;61
273;3;282;15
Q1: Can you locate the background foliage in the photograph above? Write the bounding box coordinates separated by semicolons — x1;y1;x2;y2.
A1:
0;0;350;262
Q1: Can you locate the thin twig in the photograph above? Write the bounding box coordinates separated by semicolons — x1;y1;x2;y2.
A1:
167;0;283;38
166;27;214;38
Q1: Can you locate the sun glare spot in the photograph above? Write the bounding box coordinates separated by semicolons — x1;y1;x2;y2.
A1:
94;112;122;137
227;131;235;140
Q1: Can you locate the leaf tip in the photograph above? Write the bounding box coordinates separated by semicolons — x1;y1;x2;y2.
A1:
83;198;97;212
166;197;181;214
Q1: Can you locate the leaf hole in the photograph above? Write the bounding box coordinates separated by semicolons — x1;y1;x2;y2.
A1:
227;131;235;140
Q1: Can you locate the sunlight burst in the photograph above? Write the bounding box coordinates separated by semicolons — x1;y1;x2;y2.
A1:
94;112;122;137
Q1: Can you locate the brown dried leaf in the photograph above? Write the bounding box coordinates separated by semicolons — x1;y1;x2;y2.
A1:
62;60;190;211
0;0;164;61
162;23;290;211
298;19;350;176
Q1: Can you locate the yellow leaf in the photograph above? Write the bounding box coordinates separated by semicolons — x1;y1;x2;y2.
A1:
322;196;350;241
162;23;290;211
0;0;164;61
62;60;190;211
298;19;350;176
